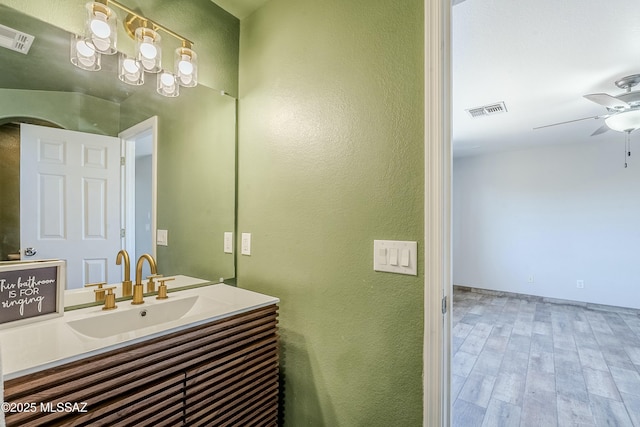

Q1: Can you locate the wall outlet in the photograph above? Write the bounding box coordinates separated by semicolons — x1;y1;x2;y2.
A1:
527;275;534;283
223;232;233;254
576;280;584;289
241;233;251;256
157;229;168;246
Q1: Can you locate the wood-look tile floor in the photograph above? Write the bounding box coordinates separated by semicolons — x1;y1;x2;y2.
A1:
452;288;640;426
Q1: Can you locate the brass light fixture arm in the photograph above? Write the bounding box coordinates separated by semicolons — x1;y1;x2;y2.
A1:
101;0;194;47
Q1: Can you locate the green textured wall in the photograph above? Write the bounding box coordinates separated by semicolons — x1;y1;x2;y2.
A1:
0;89;120;135
237;0;424;425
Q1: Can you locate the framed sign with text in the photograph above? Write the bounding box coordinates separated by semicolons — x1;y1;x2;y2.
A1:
0;259;65;328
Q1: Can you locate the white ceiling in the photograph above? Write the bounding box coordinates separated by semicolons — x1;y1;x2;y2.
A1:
453;0;640;156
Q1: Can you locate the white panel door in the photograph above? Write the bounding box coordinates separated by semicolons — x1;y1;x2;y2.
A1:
20;124;121;289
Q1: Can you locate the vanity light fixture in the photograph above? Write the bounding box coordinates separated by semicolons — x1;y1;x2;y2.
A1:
135;26;161;73
71;0;198;97
157;71;179;97
118;53;144;85
85;1;117;54
175;44;198;87
70;34;101;71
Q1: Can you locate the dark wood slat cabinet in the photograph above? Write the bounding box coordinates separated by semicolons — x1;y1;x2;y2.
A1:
4;304;279;426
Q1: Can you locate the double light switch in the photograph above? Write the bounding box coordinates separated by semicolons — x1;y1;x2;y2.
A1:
373;240;417;276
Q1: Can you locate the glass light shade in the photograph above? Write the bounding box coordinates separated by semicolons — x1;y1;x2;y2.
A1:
85;2;117;54
135;27;162;73
118;53;144;85
157;71;179;97
70;34;101;71
605;110;640;132
174;47;198;87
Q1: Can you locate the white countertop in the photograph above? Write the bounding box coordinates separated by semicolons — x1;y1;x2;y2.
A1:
0;284;278;380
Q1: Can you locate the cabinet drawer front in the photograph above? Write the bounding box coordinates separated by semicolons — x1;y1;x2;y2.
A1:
185;338;279;426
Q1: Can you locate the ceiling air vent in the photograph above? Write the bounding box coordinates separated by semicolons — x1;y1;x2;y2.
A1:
466;101;507;118
0;23;35;55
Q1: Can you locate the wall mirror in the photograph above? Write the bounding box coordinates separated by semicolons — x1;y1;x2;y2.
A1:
0;4;237;307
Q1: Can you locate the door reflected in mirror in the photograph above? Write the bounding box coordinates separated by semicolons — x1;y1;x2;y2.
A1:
120;116;157;282
20;123;121;288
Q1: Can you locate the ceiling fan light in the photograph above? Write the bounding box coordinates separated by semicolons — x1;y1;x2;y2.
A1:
85;2;117;54
605;110;640;132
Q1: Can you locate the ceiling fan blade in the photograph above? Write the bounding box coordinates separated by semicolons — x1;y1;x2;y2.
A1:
590;124;609;136
583;93;630;109
533;115;602;130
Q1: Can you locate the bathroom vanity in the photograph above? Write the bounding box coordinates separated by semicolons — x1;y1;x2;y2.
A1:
1;285;279;426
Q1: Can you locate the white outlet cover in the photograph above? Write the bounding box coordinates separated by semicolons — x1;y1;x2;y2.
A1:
373;240;417;276
157;229;168;246
224;232;233;254
241;233;251;256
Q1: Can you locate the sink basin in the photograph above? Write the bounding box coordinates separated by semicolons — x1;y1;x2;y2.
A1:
67;295;221;339
0;284;279;380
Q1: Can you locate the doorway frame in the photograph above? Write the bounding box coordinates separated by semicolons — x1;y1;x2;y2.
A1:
118;116;158;263
424;0;452;425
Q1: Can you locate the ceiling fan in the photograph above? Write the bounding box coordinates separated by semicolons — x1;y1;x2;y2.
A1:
534;74;640;136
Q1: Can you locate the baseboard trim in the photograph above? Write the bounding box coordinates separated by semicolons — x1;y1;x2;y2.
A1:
453;285;640;316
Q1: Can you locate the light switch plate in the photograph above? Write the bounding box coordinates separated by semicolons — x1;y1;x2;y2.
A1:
224;232;233;253
157;229;168;246
241;233;251;256
373;240;417;275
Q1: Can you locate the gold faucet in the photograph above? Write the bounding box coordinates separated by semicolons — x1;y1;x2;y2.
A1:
116;249;133;297
156;277;174;300
146;274;163;293
100;287;118;310
132;254;157;305
85;282;107;302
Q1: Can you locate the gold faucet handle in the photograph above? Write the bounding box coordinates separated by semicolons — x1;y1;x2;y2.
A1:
156;277;174;300
85;282;107;302
146;274;163;293
85;281;106;288
100;286;117;310
121;279;133;298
